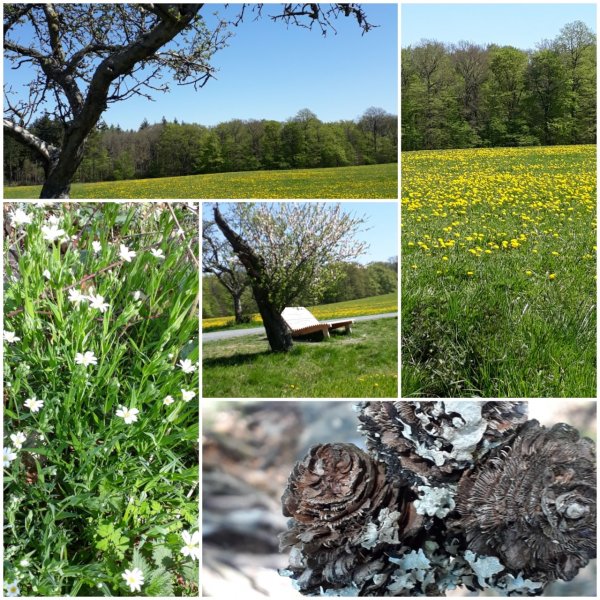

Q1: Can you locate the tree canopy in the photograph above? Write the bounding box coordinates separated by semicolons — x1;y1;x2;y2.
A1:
402;21;596;150
4;108;397;186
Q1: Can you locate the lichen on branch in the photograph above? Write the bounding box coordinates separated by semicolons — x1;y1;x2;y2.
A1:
279;401;596;596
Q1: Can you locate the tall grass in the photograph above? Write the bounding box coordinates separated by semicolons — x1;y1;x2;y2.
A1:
402;146;596;397
3;202;199;596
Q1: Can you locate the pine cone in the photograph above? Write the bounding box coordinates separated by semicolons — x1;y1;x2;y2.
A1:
358;401;528;484
454;420;596;583
280;443;420;595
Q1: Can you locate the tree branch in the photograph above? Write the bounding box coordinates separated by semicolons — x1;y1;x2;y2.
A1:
3;119;56;166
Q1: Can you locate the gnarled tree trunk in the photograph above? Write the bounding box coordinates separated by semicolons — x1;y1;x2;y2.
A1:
213;204;293;352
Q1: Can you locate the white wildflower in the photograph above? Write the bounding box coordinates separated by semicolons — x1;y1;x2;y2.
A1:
180;530;200;560
119;244;136;262
178;359;196;374
150;248;165;259
88;293;110;313
3;447;18;468
24;398;44;413
75;351;97;367
3;331;21;344
68;288;88;305
132;290;142;301
121;568;144;593
41;224;66;242
163;395;175;406
116;406;140;425
47;215;61;226
92;240;102;254
43;269;51;280
4;580;20;597
10;432;26;450
181;389;196;402
10;208;32;228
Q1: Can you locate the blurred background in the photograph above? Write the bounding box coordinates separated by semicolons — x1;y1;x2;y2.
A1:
201;400;596;598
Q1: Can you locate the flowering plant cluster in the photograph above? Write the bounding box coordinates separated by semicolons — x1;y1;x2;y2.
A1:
4;202;199;596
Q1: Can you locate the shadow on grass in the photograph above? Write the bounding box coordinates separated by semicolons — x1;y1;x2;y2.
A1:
203;349;272;368
202;334;347;368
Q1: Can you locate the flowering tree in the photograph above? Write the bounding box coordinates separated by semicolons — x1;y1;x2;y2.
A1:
280;401;596;596
213;203;368;352
4;3;372;198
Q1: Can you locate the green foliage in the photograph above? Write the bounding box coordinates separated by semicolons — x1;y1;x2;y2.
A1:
402;21;596;150
4;109;397;187
95;522;129;559
3;203;199;596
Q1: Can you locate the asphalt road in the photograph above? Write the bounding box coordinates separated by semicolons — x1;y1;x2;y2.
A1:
203;312;398;342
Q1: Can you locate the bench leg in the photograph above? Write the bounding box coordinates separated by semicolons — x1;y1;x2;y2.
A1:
323;328;330;339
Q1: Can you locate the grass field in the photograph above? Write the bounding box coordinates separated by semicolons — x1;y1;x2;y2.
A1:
202;292;398;332
4;163;397;199
202;318;397;398
402;145;596;398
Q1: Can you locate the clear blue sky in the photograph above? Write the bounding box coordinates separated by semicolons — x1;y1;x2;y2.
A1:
5;4;397;130
402;3;596;48
203;202;398;264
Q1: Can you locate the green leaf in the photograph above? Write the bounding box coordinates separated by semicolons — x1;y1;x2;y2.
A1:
182;562;199;585
132;547;152;580
24;296;35;319
151;545;174;569
96;538;109;551
146;568;174;597
97;523;114;538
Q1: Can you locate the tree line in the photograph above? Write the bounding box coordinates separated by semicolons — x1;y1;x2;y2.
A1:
4;107;397;186
402;21;596;150
203;259;398;320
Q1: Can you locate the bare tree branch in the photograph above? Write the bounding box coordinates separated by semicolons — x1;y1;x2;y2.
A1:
3;119;56;166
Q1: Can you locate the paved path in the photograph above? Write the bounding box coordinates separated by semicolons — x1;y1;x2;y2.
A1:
203;312;398;342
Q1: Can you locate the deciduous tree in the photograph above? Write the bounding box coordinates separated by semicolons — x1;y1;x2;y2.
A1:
213;203;367;352
4;3;373;198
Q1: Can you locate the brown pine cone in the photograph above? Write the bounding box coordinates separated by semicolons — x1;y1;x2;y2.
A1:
454;420;596;583
358;401;528;484
280;443;420;594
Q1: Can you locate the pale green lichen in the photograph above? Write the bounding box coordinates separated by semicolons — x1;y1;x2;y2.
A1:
414;485;456;518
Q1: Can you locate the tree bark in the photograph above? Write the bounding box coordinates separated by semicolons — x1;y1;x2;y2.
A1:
233;293;244;324
213;205;293;352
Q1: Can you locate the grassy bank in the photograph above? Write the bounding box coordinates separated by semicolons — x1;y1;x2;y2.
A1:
4;163;397;199
202;318;397;398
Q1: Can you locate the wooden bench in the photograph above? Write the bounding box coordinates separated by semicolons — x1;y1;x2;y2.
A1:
281;307;354;340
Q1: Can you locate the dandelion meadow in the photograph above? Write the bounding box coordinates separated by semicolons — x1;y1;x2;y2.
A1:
3;202;199;596
4;164;398;200
402;145;596;397
202;292;398;332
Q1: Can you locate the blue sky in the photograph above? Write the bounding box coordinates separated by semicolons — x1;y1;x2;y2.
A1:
4;4;397;130
402;3;596;48
203;202;398;265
